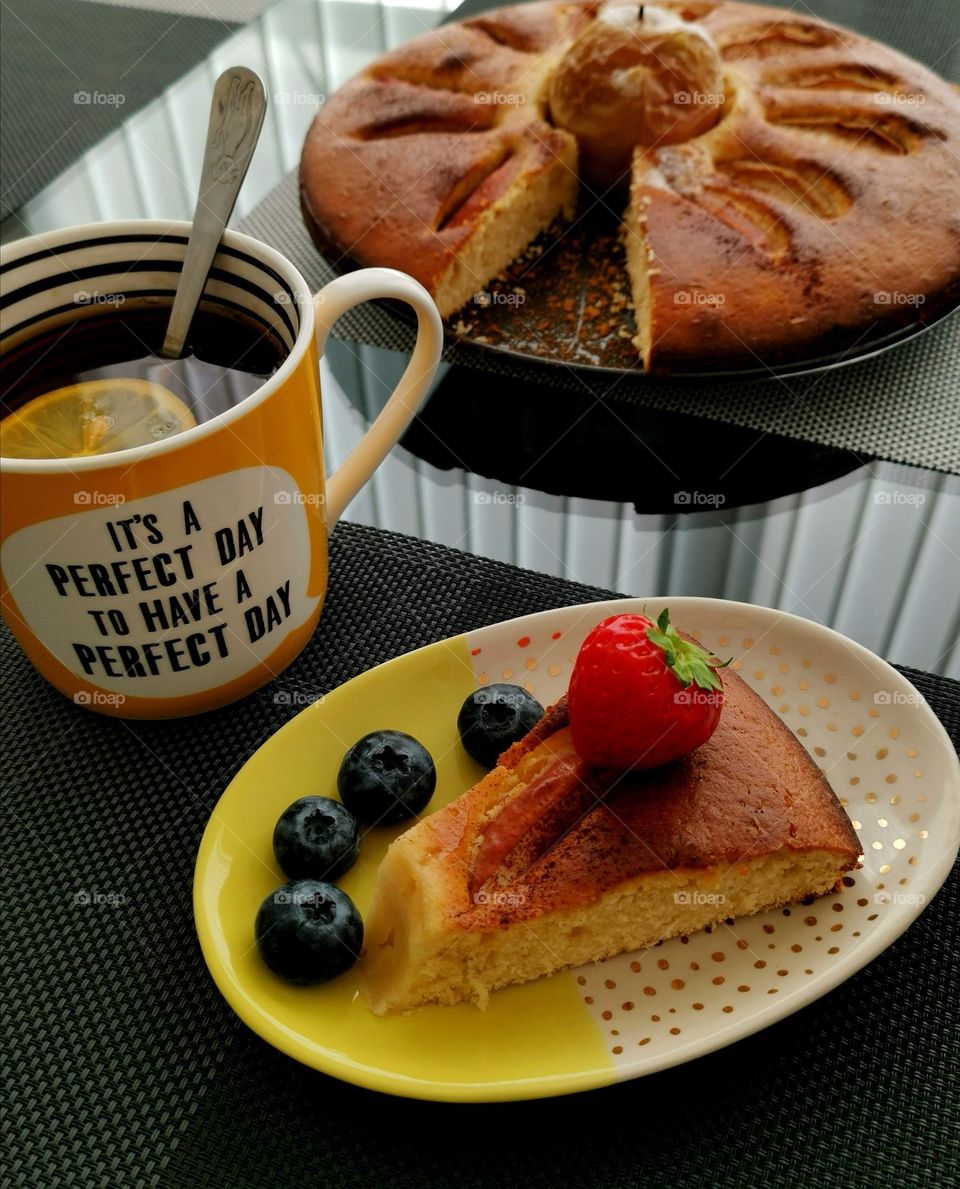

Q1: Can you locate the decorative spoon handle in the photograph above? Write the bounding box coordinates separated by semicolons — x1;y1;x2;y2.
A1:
161;66;267;359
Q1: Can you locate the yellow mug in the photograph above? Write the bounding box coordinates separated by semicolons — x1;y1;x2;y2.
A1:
0;220;443;718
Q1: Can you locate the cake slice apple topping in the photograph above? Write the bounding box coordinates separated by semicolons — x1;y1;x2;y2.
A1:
468;752;588;896
468;610;728;896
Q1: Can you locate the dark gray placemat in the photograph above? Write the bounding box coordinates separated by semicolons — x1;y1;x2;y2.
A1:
0;0;240;219
2;521;958;1186
241;0;960;475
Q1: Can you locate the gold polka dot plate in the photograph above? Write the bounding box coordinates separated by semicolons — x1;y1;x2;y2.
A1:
194;597;960;1101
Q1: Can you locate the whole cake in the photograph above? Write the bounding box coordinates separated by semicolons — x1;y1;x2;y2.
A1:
301;0;960;372
360;674;861;1014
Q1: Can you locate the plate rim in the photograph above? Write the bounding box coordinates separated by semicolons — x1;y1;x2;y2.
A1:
194;596;960;1101
442;298;960;383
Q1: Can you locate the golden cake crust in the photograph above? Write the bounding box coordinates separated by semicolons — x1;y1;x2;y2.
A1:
300;0;960;369
414;667;860;931
299;3;587;296
630;1;960;368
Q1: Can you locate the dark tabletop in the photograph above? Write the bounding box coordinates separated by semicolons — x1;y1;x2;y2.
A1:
0;0;239;223
2;522;958;1187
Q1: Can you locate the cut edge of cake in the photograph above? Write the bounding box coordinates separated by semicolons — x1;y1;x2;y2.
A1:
432;128;580;319
622;174;655;370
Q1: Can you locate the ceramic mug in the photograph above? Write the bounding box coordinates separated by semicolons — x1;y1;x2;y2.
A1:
0;220;443;718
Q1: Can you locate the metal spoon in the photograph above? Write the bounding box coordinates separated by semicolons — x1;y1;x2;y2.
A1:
160;66;267;359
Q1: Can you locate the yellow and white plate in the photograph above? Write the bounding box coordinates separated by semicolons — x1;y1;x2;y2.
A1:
194;597;960;1101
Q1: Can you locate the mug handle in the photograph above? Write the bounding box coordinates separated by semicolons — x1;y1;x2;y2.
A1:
313;268;444;528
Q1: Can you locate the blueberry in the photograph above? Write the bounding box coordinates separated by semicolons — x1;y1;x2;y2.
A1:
337;730;436;824
457;683;544;769
273;796;360;881
255;879;363;985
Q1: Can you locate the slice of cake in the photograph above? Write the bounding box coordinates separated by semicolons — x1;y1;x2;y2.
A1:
360;671;861;1014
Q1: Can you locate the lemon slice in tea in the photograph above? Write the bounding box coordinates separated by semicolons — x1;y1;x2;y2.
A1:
0;379;197;459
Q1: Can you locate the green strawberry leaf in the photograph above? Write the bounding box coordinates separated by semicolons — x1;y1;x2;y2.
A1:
645;608;729;691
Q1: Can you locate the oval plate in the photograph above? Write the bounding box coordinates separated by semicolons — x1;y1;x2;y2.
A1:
194;598;960;1101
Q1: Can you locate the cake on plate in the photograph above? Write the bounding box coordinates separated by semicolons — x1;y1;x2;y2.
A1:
300;0;960;372
360;662;861;1014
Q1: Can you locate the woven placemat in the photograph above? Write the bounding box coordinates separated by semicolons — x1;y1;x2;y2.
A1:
241;0;960;475
0;0;239;220
2;521;958;1186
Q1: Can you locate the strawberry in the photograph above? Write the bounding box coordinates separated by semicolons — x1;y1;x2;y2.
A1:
567;609;727;770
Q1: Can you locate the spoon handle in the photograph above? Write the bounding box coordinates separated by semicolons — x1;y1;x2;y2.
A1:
161;66;267;359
